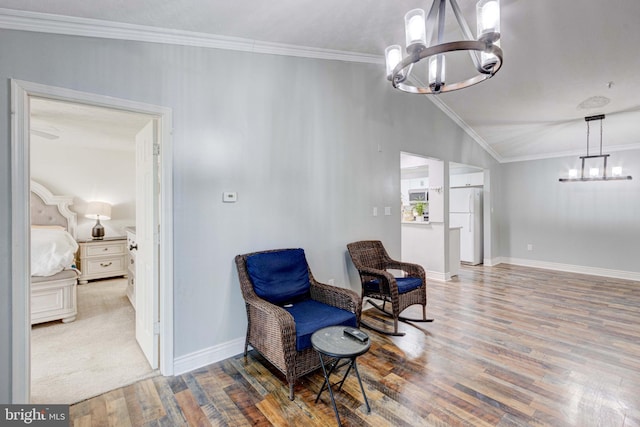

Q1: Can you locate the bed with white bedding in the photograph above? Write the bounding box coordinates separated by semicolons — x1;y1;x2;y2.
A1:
30;180;80;324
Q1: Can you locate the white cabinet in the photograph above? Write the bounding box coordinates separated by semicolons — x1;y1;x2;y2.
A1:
450;172;483;188
77;238;128;284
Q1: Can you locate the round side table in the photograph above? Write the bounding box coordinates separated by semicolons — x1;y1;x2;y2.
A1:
311;326;371;426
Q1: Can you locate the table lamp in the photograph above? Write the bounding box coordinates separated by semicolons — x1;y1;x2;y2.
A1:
85;201;112;240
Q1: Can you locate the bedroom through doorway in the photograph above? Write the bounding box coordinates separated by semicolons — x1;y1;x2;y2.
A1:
29;97;158;403
10;79;174;404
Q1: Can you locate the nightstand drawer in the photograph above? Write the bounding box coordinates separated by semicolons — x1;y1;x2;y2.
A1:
76;238;128;284
84;256;126;276
85;243;126;257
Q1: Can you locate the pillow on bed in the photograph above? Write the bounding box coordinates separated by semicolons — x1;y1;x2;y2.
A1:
31;228;79;277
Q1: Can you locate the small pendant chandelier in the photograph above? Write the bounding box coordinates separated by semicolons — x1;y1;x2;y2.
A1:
559;114;633;182
385;0;503;95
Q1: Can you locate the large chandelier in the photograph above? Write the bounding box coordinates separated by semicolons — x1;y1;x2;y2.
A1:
385;0;503;94
559;115;633;182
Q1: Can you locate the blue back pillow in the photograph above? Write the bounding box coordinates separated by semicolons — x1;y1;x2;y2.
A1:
246;249;311;305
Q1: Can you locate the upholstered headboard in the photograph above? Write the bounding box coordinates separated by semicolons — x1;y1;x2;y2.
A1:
30;180;77;239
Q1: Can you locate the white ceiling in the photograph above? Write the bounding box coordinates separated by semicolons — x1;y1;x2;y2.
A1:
30;98;151;151
5;0;640;162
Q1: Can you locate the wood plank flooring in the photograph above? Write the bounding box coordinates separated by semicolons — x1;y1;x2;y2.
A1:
70;264;640;426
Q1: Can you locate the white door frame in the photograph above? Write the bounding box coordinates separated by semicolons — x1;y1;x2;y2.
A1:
10;79;174;403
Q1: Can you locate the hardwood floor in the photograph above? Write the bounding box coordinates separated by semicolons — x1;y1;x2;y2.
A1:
70;264;640;426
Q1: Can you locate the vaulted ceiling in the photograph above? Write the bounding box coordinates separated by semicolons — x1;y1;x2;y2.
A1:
3;0;640;162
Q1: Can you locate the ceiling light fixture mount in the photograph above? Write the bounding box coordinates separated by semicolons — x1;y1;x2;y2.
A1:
559;114;632;182
385;0;503;95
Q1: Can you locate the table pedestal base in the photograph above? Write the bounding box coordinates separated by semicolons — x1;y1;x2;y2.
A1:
315;353;370;426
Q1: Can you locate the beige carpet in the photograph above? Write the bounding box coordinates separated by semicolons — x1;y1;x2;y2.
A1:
31;278;156;404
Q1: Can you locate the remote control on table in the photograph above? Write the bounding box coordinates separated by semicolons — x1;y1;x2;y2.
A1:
344;327;369;343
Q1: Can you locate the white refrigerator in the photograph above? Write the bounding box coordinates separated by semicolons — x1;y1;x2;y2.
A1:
450;187;483;265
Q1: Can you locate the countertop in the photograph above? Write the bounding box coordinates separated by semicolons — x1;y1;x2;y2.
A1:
402;221;462;231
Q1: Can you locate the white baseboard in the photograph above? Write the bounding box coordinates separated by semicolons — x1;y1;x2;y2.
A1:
500;257;640;281
427;270;450;282
173;257;638;376
483;257;504;267
173;337;245;375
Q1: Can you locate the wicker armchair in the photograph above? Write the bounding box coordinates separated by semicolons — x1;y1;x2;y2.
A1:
347;240;433;336
235;248;361;400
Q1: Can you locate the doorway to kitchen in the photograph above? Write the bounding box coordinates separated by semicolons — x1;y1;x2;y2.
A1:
400;152;449;281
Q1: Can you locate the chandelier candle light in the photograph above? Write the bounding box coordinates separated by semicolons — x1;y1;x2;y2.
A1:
559;114;632;182
385;0;503;94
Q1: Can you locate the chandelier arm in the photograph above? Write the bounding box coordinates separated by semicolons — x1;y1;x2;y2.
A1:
437;0;446;45
600;119;603;156
391;42;503;94
586;121;590;157
425;0;441;48
449;0;475;40
449;0;483;70
403;62;415;82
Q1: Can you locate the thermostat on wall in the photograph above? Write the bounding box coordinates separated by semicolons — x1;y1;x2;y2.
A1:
223;192;237;203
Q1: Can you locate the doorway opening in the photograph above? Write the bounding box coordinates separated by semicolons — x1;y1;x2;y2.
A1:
449;162;485;266
400;152;449;280
10;80;174;403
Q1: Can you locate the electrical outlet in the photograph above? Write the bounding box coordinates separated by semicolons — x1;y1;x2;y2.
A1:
373;207;378;216
384;206;391;216
527;244;533;251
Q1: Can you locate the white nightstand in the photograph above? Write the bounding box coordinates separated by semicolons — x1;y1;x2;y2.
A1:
76;237;128;284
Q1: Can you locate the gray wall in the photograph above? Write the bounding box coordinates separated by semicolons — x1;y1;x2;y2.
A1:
0;29;500;402
499;149;640;272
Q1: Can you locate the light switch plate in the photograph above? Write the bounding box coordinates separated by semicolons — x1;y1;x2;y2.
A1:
223;192;237;203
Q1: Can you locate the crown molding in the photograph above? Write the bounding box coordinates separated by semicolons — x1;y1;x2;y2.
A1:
14;8;632;166
0;8;382;65
407;77;504;163
0;8;511;164
0;7;508;164
427;94;504;163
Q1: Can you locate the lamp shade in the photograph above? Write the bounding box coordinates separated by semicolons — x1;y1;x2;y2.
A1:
85;201;112;220
385;45;403;79
404;9;426;52
429;55;446;89
477;0;500;41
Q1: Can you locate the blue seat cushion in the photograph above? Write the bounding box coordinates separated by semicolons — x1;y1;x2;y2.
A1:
246;249;311;305
364;277;422;294
284;299;357;351
396;277;423;293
